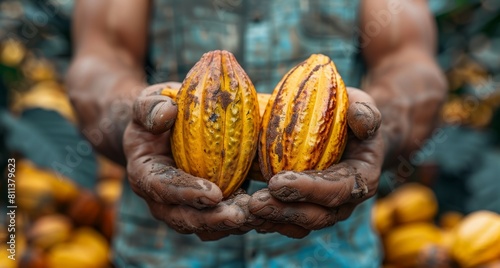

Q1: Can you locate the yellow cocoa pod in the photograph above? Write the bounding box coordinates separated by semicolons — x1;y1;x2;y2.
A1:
16;160;79;206
451;211;500;268
22;58;57;82
28;214;73;250
160;85;178;99
439;211;463;230
384;223;442;266
1;39;26;66
161;85;269;184
15;161;57;215
11;81;76;122
96;179;123;205
72;227;110;264
440;230;456;250
256;92;271;118
161;87;270;119
391;183;438;224
259;54;348;179
46;243;107;268
171;50;260;198
372;198;394;235
0;245;18;268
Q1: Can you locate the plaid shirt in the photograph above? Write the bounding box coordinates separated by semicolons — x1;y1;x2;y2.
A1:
146;0;364;92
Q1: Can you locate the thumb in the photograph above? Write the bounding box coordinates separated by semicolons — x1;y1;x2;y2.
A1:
133;83;179;135
346;87;382;140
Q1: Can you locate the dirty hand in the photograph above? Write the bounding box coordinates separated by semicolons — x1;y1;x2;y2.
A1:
123;82;252;241
248;88;384;238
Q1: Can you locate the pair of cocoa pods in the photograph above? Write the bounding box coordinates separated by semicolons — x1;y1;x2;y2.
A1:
162;50;348;198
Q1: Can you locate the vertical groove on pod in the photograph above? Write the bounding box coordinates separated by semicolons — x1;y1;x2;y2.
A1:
233;57;260;193
231;57;246;194
192;52;215;177
261;61;305;179
293;59;324;169
283;63;314;169
211;50;224;186
210;51;224;181
275;61;314;174
286;56;332;170
220;51;232;194
174;52;213;174
229;55;241;194
315;64;347;170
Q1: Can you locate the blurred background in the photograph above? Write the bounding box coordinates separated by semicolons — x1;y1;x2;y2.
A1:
0;0;499;267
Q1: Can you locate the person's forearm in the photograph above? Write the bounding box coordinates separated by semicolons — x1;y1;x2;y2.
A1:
67;52;147;165
365;47;447;168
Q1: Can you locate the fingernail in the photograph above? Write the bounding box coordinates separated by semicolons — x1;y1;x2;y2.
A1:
254;206;275;216
223;220;240;228
147;101;168;132
165;118;175;130
247;215;265;226
199;196;217;206
347;102;381;140
254;191;271;202
151;100;167;117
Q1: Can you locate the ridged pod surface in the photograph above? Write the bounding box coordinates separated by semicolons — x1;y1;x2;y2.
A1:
451;211;500;268
259;54;349;180
384;223;443;266
171;50;260;198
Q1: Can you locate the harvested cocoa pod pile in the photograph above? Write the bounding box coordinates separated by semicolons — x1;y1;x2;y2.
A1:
373;183;500;268
0;158;124;268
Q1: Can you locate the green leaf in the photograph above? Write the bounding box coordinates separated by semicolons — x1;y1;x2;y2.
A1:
0;108;97;189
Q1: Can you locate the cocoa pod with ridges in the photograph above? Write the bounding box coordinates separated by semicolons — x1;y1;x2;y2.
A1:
171;50;260;198
259;54;349;180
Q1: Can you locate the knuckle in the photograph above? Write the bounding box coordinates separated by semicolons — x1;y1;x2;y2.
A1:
336;206;354;222
327;186;350;207
336;211;351;222
168;218;195;234
308;214;332;230
148;205;165;222
327;196;343;208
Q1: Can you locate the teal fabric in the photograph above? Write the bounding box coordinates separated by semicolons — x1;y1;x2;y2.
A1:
147;0;363;90
115;0;382;267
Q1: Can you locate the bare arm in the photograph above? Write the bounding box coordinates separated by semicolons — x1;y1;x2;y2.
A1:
67;0;150;165
68;1;255;240
361;0;448;167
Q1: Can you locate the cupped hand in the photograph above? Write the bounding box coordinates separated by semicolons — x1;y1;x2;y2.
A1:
123;82;253;241
248;87;384;238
